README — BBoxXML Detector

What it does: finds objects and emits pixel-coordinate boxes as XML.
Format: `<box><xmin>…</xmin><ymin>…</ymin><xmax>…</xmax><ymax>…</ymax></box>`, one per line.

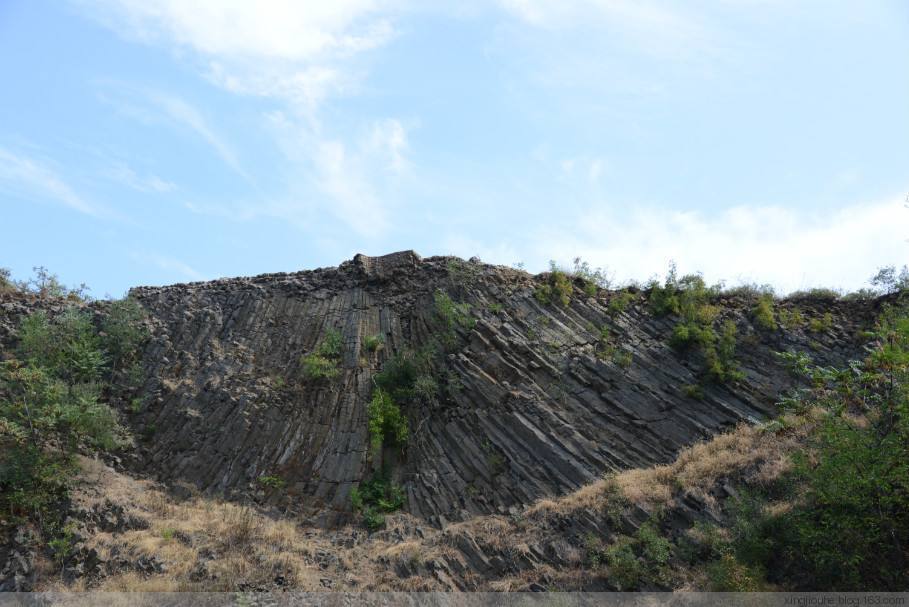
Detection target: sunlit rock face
<box><xmin>113</xmin><ymin>251</ymin><xmax>877</xmax><ymax>527</ymax></box>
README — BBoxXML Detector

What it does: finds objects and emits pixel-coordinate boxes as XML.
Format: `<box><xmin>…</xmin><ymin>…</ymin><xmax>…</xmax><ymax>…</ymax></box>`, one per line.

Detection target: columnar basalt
<box><xmin>105</xmin><ymin>252</ymin><xmax>880</xmax><ymax>528</ymax></box>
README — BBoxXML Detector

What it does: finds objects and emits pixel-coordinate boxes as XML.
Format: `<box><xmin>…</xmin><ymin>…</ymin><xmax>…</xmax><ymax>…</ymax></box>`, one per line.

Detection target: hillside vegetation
<box><xmin>0</xmin><ymin>257</ymin><xmax>906</xmax><ymax>591</ymax></box>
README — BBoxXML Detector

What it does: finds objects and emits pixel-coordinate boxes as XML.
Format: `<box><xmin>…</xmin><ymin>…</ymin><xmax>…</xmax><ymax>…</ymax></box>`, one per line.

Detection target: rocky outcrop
<box><xmin>118</xmin><ymin>252</ymin><xmax>879</xmax><ymax>527</ymax></box>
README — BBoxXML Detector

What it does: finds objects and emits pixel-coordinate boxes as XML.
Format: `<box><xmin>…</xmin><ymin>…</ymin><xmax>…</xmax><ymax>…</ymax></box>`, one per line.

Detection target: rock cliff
<box><xmin>113</xmin><ymin>251</ymin><xmax>877</xmax><ymax>527</ymax></box>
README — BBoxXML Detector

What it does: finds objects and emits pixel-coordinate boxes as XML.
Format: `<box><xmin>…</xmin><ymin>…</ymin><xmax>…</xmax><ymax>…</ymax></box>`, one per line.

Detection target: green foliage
<box><xmin>350</xmin><ymin>473</ymin><xmax>406</xmax><ymax>531</ymax></box>
<box><xmin>101</xmin><ymin>298</ymin><xmax>148</xmax><ymax>375</ymax></box>
<box><xmin>257</xmin><ymin>475</ymin><xmax>286</xmax><ymax>490</ymax></box>
<box><xmin>434</xmin><ymin>290</ymin><xmax>475</xmax><ymax>348</ymax></box>
<box><xmin>48</xmin><ymin>523</ymin><xmax>78</xmax><ymax>567</ymax></box>
<box><xmin>363</xmin><ymin>333</ymin><xmax>385</xmax><ymax>353</ymax></box>
<box><xmin>650</xmin><ymin>265</ymin><xmax>739</xmax><ymax>383</ymax></box>
<box><xmin>19</xmin><ymin>266</ymin><xmax>90</xmax><ymax>301</ymax></box>
<box><xmin>0</xmin><ymin>305</ymin><xmax>138</xmax><ymax>534</ymax></box>
<box><xmin>597</xmin><ymin>522</ymin><xmax>672</xmax><ymax>589</ymax></box>
<box><xmin>301</xmin><ymin>329</ymin><xmax>343</xmax><ymax>381</ymax></box>
<box><xmin>367</xmin><ymin>388</ymin><xmax>408</xmax><ymax>453</ymax></box>
<box><xmin>374</xmin><ymin>346</ymin><xmax>436</xmax><ymax>401</ymax></box>
<box><xmin>605</xmin><ymin>535</ymin><xmax>644</xmax><ymax>589</ymax></box>
<box><xmin>535</xmin><ymin>269</ymin><xmax>574</xmax><ymax>307</ymax></box>
<box><xmin>785</xmin><ymin>288</ymin><xmax>842</xmax><ymax>302</ymax></box>
<box><xmin>720</xmin><ymin>309</ymin><xmax>909</xmax><ymax>590</ymax></box>
<box><xmin>870</xmin><ymin>265</ymin><xmax>909</xmax><ymax>295</ymax></box>
<box><xmin>0</xmin><ymin>268</ymin><xmax>12</xmax><ymax>293</ymax></box>
<box><xmin>752</xmin><ymin>294</ymin><xmax>776</xmax><ymax>331</ymax></box>
<box><xmin>778</xmin><ymin>307</ymin><xmax>804</xmax><ymax>330</ymax></box>
<box><xmin>488</xmin><ymin>302</ymin><xmax>503</xmax><ymax>315</ymax></box>
<box><xmin>446</xmin><ymin>258</ymin><xmax>481</xmax><ymax>287</ymax></box>
<box><xmin>722</xmin><ymin>283</ymin><xmax>776</xmax><ymax>300</ymax></box>
<box><xmin>807</xmin><ymin>312</ymin><xmax>834</xmax><ymax>333</ymax></box>
<box><xmin>19</xmin><ymin>309</ymin><xmax>106</xmax><ymax>384</ymax></box>
<box><xmin>412</xmin><ymin>375</ymin><xmax>438</xmax><ymax>402</ymax></box>
<box><xmin>607</xmin><ymin>291</ymin><xmax>635</xmax><ymax>316</ymax></box>
<box><xmin>569</xmin><ymin>257</ymin><xmax>611</xmax><ymax>290</ymax></box>
<box><xmin>707</xmin><ymin>554</ymin><xmax>768</xmax><ymax>591</ymax></box>
<box><xmin>683</xmin><ymin>383</ymin><xmax>704</xmax><ymax>400</ymax></box>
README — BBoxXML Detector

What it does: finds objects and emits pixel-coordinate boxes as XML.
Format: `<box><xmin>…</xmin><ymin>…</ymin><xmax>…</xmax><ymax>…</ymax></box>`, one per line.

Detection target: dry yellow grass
<box><xmin>44</xmin><ymin>417</ymin><xmax>811</xmax><ymax>592</ymax></box>
<box><xmin>526</xmin><ymin>419</ymin><xmax>806</xmax><ymax>521</ymax></box>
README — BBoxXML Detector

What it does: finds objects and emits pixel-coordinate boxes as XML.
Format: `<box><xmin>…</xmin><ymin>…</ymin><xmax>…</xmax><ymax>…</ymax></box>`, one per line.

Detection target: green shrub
<box><xmin>785</xmin><ymin>288</ymin><xmax>841</xmax><ymax>302</ymax></box>
<box><xmin>607</xmin><ymin>291</ymin><xmax>635</xmax><ymax>316</ymax></box>
<box><xmin>19</xmin><ymin>308</ymin><xmax>106</xmax><ymax>384</ymax></box>
<box><xmin>350</xmin><ymin>473</ymin><xmax>406</xmax><ymax>531</ymax></box>
<box><xmin>412</xmin><ymin>375</ymin><xmax>438</xmax><ymax>402</ymax></box>
<box><xmin>722</xmin><ymin>309</ymin><xmax>909</xmax><ymax>590</ymax></box>
<box><xmin>374</xmin><ymin>346</ymin><xmax>435</xmax><ymax>401</ymax></box>
<box><xmin>612</xmin><ymin>350</ymin><xmax>633</xmax><ymax>369</ymax></box>
<box><xmin>683</xmin><ymin>383</ymin><xmax>704</xmax><ymax>399</ymax></box>
<box><xmin>605</xmin><ymin>535</ymin><xmax>643</xmax><ymax>590</ymax></box>
<box><xmin>301</xmin><ymin>354</ymin><xmax>339</xmax><ymax>381</ymax></box>
<box><xmin>367</xmin><ymin>389</ymin><xmax>408</xmax><ymax>453</ymax></box>
<box><xmin>778</xmin><ymin>307</ymin><xmax>804</xmax><ymax>330</ymax></box>
<box><xmin>434</xmin><ymin>290</ymin><xmax>475</xmax><ymax>348</ymax></box>
<box><xmin>535</xmin><ymin>270</ymin><xmax>573</xmax><ymax>307</ymax></box>
<box><xmin>569</xmin><ymin>257</ymin><xmax>611</xmax><ymax>290</ymax></box>
<box><xmin>807</xmin><ymin>312</ymin><xmax>833</xmax><ymax>333</ymax></box>
<box><xmin>752</xmin><ymin>294</ymin><xmax>776</xmax><ymax>331</ymax></box>
<box><xmin>488</xmin><ymin>302</ymin><xmax>503</xmax><ymax>315</ymax></box>
<box><xmin>723</xmin><ymin>283</ymin><xmax>775</xmax><ymax>300</ymax></box>
<box><xmin>707</xmin><ymin>554</ymin><xmax>768</xmax><ymax>591</ymax></box>
<box><xmin>0</xmin><ymin>268</ymin><xmax>13</xmax><ymax>293</ymax></box>
<box><xmin>637</xmin><ymin>522</ymin><xmax>671</xmax><ymax>567</ymax></box>
<box><xmin>870</xmin><ymin>265</ymin><xmax>909</xmax><ymax>295</ymax></box>
<box><xmin>301</xmin><ymin>329</ymin><xmax>343</xmax><ymax>381</ymax></box>
<box><xmin>101</xmin><ymin>298</ymin><xmax>148</xmax><ymax>372</ymax></box>
<box><xmin>257</xmin><ymin>475</ymin><xmax>286</xmax><ymax>490</ymax></box>
<box><xmin>17</xmin><ymin>266</ymin><xmax>89</xmax><ymax>301</ymax></box>
<box><xmin>0</xmin><ymin>305</ymin><xmax>130</xmax><ymax>531</ymax></box>
<box><xmin>363</xmin><ymin>333</ymin><xmax>385</xmax><ymax>353</ymax></box>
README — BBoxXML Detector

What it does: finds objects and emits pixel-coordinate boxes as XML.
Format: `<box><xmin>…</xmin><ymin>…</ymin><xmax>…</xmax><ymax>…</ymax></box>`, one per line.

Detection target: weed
<box><xmin>257</xmin><ymin>475</ymin><xmax>286</xmax><ymax>490</ymax></box>
<box><xmin>301</xmin><ymin>329</ymin><xmax>343</xmax><ymax>381</ymax></box>
<box><xmin>363</xmin><ymin>334</ymin><xmax>385</xmax><ymax>353</ymax></box>
<box><xmin>752</xmin><ymin>294</ymin><xmax>776</xmax><ymax>331</ymax></box>
<box><xmin>608</xmin><ymin>291</ymin><xmax>635</xmax><ymax>316</ymax></box>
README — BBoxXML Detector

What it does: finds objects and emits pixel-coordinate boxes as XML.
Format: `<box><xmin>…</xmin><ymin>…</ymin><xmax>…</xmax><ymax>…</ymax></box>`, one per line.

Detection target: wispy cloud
<box><xmin>131</xmin><ymin>251</ymin><xmax>204</xmax><ymax>281</ymax></box>
<box><xmin>82</xmin><ymin>1</ymin><xmax>405</xmax><ymax>237</ymax></box>
<box><xmin>105</xmin><ymin>163</ymin><xmax>176</xmax><ymax>193</ymax></box>
<box><xmin>516</xmin><ymin>195</ymin><xmax>909</xmax><ymax>293</ymax></box>
<box><xmin>98</xmin><ymin>86</ymin><xmax>249</xmax><ymax>180</ymax></box>
<box><xmin>0</xmin><ymin>147</ymin><xmax>102</xmax><ymax>216</ymax></box>
<box><xmin>150</xmin><ymin>92</ymin><xmax>248</xmax><ymax>180</ymax></box>
<box><xmin>500</xmin><ymin>0</ymin><xmax>715</xmax><ymax>59</ymax></box>
<box><xmin>83</xmin><ymin>0</ymin><xmax>394</xmax><ymax>62</ymax></box>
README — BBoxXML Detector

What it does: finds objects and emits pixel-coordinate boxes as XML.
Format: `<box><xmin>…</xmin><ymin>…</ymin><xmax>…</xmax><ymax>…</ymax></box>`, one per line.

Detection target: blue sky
<box><xmin>1</xmin><ymin>0</ymin><xmax>907</xmax><ymax>297</ymax></box>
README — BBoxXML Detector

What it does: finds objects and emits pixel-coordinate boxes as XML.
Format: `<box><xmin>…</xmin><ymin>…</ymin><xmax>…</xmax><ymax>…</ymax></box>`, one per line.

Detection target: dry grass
<box><xmin>42</xmin><ymin>416</ymin><xmax>814</xmax><ymax>592</ymax></box>
<box><xmin>526</xmin><ymin>419</ymin><xmax>806</xmax><ymax>522</ymax></box>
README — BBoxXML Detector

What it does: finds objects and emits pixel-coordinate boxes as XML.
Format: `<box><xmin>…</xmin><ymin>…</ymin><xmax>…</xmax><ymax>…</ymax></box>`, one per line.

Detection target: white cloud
<box><xmin>85</xmin><ymin>0</ymin><xmax>393</xmax><ymax>62</ymax></box>
<box><xmin>500</xmin><ymin>0</ymin><xmax>713</xmax><ymax>58</ymax></box>
<box><xmin>523</xmin><ymin>196</ymin><xmax>908</xmax><ymax>293</ymax></box>
<box><xmin>106</xmin><ymin>163</ymin><xmax>176</xmax><ymax>193</ymax></box>
<box><xmin>150</xmin><ymin>93</ymin><xmax>248</xmax><ymax>180</ymax></box>
<box><xmin>82</xmin><ymin>0</ymin><xmax>406</xmax><ymax>237</ymax></box>
<box><xmin>0</xmin><ymin>147</ymin><xmax>101</xmax><ymax>216</ymax></box>
<box><xmin>131</xmin><ymin>252</ymin><xmax>204</xmax><ymax>281</ymax></box>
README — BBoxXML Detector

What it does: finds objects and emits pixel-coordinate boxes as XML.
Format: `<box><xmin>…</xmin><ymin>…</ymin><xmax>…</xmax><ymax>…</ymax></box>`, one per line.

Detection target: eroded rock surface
<box><xmin>114</xmin><ymin>252</ymin><xmax>879</xmax><ymax>526</ymax></box>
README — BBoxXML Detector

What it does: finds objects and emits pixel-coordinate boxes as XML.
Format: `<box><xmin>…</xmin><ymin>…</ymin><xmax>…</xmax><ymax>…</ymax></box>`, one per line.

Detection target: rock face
<box><xmin>115</xmin><ymin>252</ymin><xmax>880</xmax><ymax>527</ymax></box>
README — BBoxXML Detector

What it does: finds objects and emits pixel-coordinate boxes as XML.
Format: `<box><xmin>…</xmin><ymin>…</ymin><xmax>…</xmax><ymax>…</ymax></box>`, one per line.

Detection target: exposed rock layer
<box><xmin>109</xmin><ymin>252</ymin><xmax>878</xmax><ymax>527</ymax></box>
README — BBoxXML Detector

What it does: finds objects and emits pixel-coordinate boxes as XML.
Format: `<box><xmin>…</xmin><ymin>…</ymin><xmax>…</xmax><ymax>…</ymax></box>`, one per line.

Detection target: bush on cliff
<box><xmin>0</xmin><ymin>301</ymin><xmax>146</xmax><ymax>538</ymax></box>
<box><xmin>713</xmin><ymin>305</ymin><xmax>909</xmax><ymax>590</ymax></box>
